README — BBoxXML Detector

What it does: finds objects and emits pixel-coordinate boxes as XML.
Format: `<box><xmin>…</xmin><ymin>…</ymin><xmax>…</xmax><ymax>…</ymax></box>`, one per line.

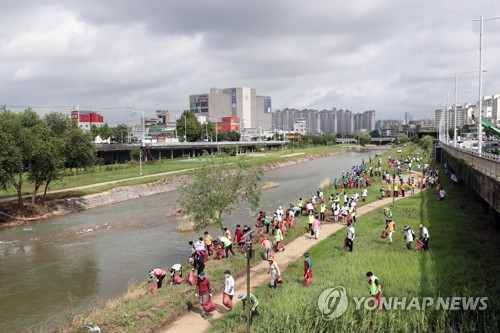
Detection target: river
<box><xmin>0</xmin><ymin>148</ymin><xmax>386</xmax><ymax>332</ymax></box>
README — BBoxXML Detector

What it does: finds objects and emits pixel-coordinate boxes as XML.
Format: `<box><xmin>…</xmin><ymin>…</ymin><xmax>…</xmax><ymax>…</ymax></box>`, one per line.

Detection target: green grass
<box><xmin>0</xmin><ymin>145</ymin><xmax>348</xmax><ymax>202</ymax></box>
<box><xmin>208</xmin><ymin>163</ymin><xmax>500</xmax><ymax>333</ymax></box>
<box><xmin>49</xmin><ymin>145</ymin><xmax>393</xmax><ymax>333</ymax></box>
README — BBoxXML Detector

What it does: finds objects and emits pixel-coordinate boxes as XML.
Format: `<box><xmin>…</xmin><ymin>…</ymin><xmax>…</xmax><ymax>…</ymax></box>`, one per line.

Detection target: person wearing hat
<box><xmin>303</xmin><ymin>252</ymin><xmax>312</xmax><ymax>280</ymax></box>
<box><xmin>385</xmin><ymin>218</ymin><xmax>395</xmax><ymax>245</ymax></box>
<box><xmin>267</xmin><ymin>258</ymin><xmax>281</xmax><ymax>289</ymax></box>
<box><xmin>224</xmin><ymin>270</ymin><xmax>235</xmax><ymax>300</ymax></box>
<box><xmin>276</xmin><ymin>205</ymin><xmax>284</xmax><ymax>222</ymax></box>
<box><xmin>195</xmin><ymin>271</ymin><xmax>212</xmax><ymax>318</ymax></box>
<box><xmin>238</xmin><ymin>292</ymin><xmax>260</xmax><ymax>324</ymax></box>
<box><xmin>383</xmin><ymin>207</ymin><xmax>393</xmax><ymax>222</ymax></box>
<box><xmin>403</xmin><ymin>225</ymin><xmax>415</xmax><ymax>250</ymax></box>
<box><xmin>419</xmin><ymin>224</ymin><xmax>430</xmax><ymax>251</ymax></box>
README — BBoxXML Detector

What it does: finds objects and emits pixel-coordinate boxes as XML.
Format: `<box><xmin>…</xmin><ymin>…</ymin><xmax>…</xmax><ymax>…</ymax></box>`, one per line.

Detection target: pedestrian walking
<box><xmin>224</xmin><ymin>269</ymin><xmax>235</xmax><ymax>300</ymax></box>
<box><xmin>366</xmin><ymin>271</ymin><xmax>384</xmax><ymax>310</ymax></box>
<box><xmin>195</xmin><ymin>272</ymin><xmax>212</xmax><ymax>318</ymax></box>
<box><xmin>346</xmin><ymin>222</ymin><xmax>355</xmax><ymax>252</ymax></box>
<box><xmin>267</xmin><ymin>258</ymin><xmax>281</xmax><ymax>289</ymax></box>
<box><xmin>419</xmin><ymin>224</ymin><xmax>430</xmax><ymax>251</ymax></box>
<box><xmin>403</xmin><ymin>225</ymin><xmax>415</xmax><ymax>250</ymax></box>
<box><xmin>312</xmin><ymin>215</ymin><xmax>321</xmax><ymax>240</ymax></box>
<box><xmin>385</xmin><ymin>218</ymin><xmax>395</xmax><ymax>245</ymax></box>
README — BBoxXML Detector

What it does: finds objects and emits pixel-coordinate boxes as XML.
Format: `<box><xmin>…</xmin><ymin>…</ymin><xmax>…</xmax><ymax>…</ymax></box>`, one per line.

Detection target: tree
<box><xmin>0</xmin><ymin>111</ymin><xmax>23</xmax><ymax>200</ymax></box>
<box><xmin>396</xmin><ymin>133</ymin><xmax>409</xmax><ymax>144</ymax></box>
<box><xmin>176</xmin><ymin>110</ymin><xmax>203</xmax><ymax>142</ymax></box>
<box><xmin>369</xmin><ymin>130</ymin><xmax>380</xmax><ymax>138</ymax></box>
<box><xmin>64</xmin><ymin>126</ymin><xmax>96</xmax><ymax>172</ymax></box>
<box><xmin>111</xmin><ymin>124</ymin><xmax>129</xmax><ymax>143</ymax></box>
<box><xmin>354</xmin><ymin>132</ymin><xmax>372</xmax><ymax>146</ymax></box>
<box><xmin>177</xmin><ymin>155</ymin><xmax>263</xmax><ymax>231</ymax></box>
<box><xmin>419</xmin><ymin>135</ymin><xmax>434</xmax><ymax>154</ymax></box>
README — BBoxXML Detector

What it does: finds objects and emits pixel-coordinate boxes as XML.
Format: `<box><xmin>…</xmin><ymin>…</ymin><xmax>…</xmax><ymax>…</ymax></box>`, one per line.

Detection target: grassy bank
<box><xmin>50</xmin><ymin>146</ymin><xmax>393</xmax><ymax>333</ymax></box>
<box><xmin>208</xmin><ymin>165</ymin><xmax>500</xmax><ymax>332</ymax></box>
<box><xmin>0</xmin><ymin>145</ymin><xmax>353</xmax><ymax>202</ymax></box>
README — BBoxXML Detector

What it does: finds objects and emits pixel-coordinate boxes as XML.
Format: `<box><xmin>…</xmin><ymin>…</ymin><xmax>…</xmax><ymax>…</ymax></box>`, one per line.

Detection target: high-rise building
<box><xmin>272</xmin><ymin>108</ymin><xmax>375</xmax><ymax>135</ymax></box>
<box><xmin>189</xmin><ymin>87</ymin><xmax>271</xmax><ymax>130</ymax></box>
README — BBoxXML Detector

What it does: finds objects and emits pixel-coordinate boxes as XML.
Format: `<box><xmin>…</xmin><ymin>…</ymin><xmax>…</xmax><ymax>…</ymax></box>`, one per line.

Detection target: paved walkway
<box><xmin>159</xmin><ymin>189</ymin><xmax>417</xmax><ymax>333</ymax></box>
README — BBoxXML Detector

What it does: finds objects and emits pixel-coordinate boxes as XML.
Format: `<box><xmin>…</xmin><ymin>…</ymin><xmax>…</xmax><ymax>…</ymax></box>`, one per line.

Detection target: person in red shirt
<box><xmin>195</xmin><ymin>272</ymin><xmax>212</xmax><ymax>318</ymax></box>
<box><xmin>149</xmin><ymin>268</ymin><xmax>167</xmax><ymax>289</ymax></box>
<box><xmin>235</xmin><ymin>224</ymin><xmax>244</xmax><ymax>246</ymax></box>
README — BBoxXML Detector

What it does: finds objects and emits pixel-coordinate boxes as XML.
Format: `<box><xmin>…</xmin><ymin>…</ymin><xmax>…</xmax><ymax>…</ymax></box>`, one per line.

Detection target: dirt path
<box><xmin>159</xmin><ymin>189</ymin><xmax>417</xmax><ymax>333</ymax></box>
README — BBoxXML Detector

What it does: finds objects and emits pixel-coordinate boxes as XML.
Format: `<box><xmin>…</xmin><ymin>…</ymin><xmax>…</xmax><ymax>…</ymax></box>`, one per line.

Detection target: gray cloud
<box><xmin>1</xmin><ymin>0</ymin><xmax>499</xmax><ymax>125</ymax></box>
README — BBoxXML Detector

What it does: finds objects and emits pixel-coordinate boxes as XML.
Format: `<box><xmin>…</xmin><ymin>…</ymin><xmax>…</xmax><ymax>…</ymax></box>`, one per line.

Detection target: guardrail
<box><xmin>441</xmin><ymin>143</ymin><xmax>500</xmax><ymax>180</ymax></box>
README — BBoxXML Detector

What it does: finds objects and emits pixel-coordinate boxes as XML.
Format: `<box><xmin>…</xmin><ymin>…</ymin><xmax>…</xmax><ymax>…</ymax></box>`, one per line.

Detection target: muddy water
<box><xmin>0</xmin><ymin>148</ymin><xmax>385</xmax><ymax>332</ymax></box>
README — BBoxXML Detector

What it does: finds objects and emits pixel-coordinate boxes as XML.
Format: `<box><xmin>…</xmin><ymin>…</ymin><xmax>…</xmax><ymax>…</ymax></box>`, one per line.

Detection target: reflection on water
<box><xmin>0</xmin><ymin>148</ymin><xmax>385</xmax><ymax>332</ymax></box>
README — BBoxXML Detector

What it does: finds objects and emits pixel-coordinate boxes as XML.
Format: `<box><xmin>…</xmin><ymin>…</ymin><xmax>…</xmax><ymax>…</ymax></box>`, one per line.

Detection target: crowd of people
<box><xmin>146</xmin><ymin>150</ymin><xmax>452</xmax><ymax>322</ymax></box>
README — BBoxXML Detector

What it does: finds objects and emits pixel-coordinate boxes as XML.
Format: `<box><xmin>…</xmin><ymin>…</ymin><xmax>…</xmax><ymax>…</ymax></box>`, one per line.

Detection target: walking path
<box><xmin>159</xmin><ymin>189</ymin><xmax>416</xmax><ymax>333</ymax></box>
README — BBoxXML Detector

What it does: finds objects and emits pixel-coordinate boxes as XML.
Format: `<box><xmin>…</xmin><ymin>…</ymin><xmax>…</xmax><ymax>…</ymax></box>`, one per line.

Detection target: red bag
<box><xmin>258</xmin><ymin>228</ymin><xmax>264</xmax><ymax>235</ymax></box>
<box><xmin>277</xmin><ymin>240</ymin><xmax>284</xmax><ymax>250</ymax></box>
<box><xmin>381</xmin><ymin>230</ymin><xmax>388</xmax><ymax>238</ymax></box>
<box><xmin>222</xmin><ymin>292</ymin><xmax>233</xmax><ymax>309</ymax></box>
<box><xmin>304</xmin><ymin>272</ymin><xmax>312</xmax><ymax>287</ymax></box>
<box><xmin>150</xmin><ymin>281</ymin><xmax>158</xmax><ymax>294</ymax></box>
<box><xmin>188</xmin><ymin>270</ymin><xmax>196</xmax><ymax>285</ymax></box>
<box><xmin>415</xmin><ymin>239</ymin><xmax>424</xmax><ymax>250</ymax></box>
<box><xmin>343</xmin><ymin>237</ymin><xmax>348</xmax><ymax>249</ymax></box>
<box><xmin>276</xmin><ymin>275</ymin><xmax>284</xmax><ymax>284</ymax></box>
<box><xmin>347</xmin><ymin>214</ymin><xmax>352</xmax><ymax>223</ymax></box>
<box><xmin>174</xmin><ymin>275</ymin><xmax>184</xmax><ymax>284</ymax></box>
<box><xmin>204</xmin><ymin>296</ymin><xmax>216</xmax><ymax>313</ymax></box>
<box><xmin>289</xmin><ymin>221</ymin><xmax>295</xmax><ymax>229</ymax></box>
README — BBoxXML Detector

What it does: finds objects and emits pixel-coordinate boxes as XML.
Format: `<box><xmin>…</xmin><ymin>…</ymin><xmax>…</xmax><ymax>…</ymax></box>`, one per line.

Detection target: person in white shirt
<box><xmin>276</xmin><ymin>206</ymin><xmax>284</xmax><ymax>222</ymax></box>
<box><xmin>361</xmin><ymin>188</ymin><xmax>368</xmax><ymax>201</ymax></box>
<box><xmin>306</xmin><ymin>202</ymin><xmax>314</xmax><ymax>215</ymax></box>
<box><xmin>438</xmin><ymin>188</ymin><xmax>446</xmax><ymax>201</ymax></box>
<box><xmin>169</xmin><ymin>263</ymin><xmax>183</xmax><ymax>284</ymax></box>
<box><xmin>346</xmin><ymin>223</ymin><xmax>355</xmax><ymax>252</ymax></box>
<box><xmin>195</xmin><ymin>237</ymin><xmax>206</xmax><ymax>252</ymax></box>
<box><xmin>318</xmin><ymin>190</ymin><xmax>324</xmax><ymax>203</ymax></box>
<box><xmin>333</xmin><ymin>203</ymin><xmax>340</xmax><ymax>222</ymax></box>
<box><xmin>224</xmin><ymin>269</ymin><xmax>235</xmax><ymax>299</ymax></box>
<box><xmin>311</xmin><ymin>195</ymin><xmax>317</xmax><ymax>205</ymax></box>
<box><xmin>340</xmin><ymin>204</ymin><xmax>348</xmax><ymax>223</ymax></box>
<box><xmin>419</xmin><ymin>224</ymin><xmax>430</xmax><ymax>251</ymax></box>
<box><xmin>404</xmin><ymin>226</ymin><xmax>414</xmax><ymax>250</ymax></box>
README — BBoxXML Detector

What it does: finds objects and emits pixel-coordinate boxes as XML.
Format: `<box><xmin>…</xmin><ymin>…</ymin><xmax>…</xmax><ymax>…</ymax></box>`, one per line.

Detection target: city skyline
<box><xmin>1</xmin><ymin>1</ymin><xmax>499</xmax><ymax>125</ymax></box>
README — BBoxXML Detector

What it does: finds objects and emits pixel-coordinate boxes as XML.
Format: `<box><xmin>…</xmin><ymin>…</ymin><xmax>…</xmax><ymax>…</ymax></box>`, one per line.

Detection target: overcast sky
<box><xmin>1</xmin><ymin>0</ymin><xmax>499</xmax><ymax>126</ymax></box>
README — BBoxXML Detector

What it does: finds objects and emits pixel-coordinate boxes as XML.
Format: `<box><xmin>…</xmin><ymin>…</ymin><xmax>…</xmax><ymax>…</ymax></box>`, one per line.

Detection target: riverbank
<box><xmin>0</xmin><ymin>146</ymin><xmax>377</xmax><ymax>228</ymax></box>
<box><xmin>208</xmin><ymin>166</ymin><xmax>500</xmax><ymax>333</ymax></box>
<box><xmin>50</xmin><ymin>147</ymin><xmax>397</xmax><ymax>333</ymax></box>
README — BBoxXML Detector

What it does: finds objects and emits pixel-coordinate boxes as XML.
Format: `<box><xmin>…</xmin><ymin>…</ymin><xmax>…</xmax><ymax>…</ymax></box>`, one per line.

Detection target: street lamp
<box><xmin>453</xmin><ymin>69</ymin><xmax>488</xmax><ymax>147</ymax></box>
<box><xmin>474</xmin><ymin>15</ymin><xmax>500</xmax><ymax>155</ymax></box>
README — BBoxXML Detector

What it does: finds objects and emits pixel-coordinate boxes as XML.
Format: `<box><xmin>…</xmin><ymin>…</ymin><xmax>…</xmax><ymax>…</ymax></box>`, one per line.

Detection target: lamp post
<box><xmin>453</xmin><ymin>70</ymin><xmax>488</xmax><ymax>147</ymax></box>
<box><xmin>474</xmin><ymin>15</ymin><xmax>500</xmax><ymax>155</ymax></box>
<box><xmin>392</xmin><ymin>172</ymin><xmax>396</xmax><ymax>207</ymax></box>
<box><xmin>242</xmin><ymin>227</ymin><xmax>255</xmax><ymax>333</ymax></box>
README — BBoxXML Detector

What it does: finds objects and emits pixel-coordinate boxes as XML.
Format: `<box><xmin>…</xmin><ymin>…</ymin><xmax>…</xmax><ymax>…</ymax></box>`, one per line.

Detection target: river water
<box><xmin>0</xmin><ymin>148</ymin><xmax>385</xmax><ymax>332</ymax></box>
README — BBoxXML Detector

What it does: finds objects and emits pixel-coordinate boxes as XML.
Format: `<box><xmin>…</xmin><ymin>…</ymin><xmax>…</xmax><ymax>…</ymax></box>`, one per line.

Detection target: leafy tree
<box><xmin>177</xmin><ymin>155</ymin><xmax>263</xmax><ymax>231</ymax></box>
<box><xmin>28</xmin><ymin>136</ymin><xmax>65</xmax><ymax>203</ymax></box>
<box><xmin>0</xmin><ymin>111</ymin><xmax>23</xmax><ymax>199</ymax></box>
<box><xmin>111</xmin><ymin>124</ymin><xmax>129</xmax><ymax>143</ymax></box>
<box><xmin>130</xmin><ymin>147</ymin><xmax>141</xmax><ymax>161</ymax></box>
<box><xmin>176</xmin><ymin>110</ymin><xmax>202</xmax><ymax>142</ymax></box>
<box><xmin>396</xmin><ymin>133</ymin><xmax>409</xmax><ymax>144</ymax></box>
<box><xmin>354</xmin><ymin>131</ymin><xmax>372</xmax><ymax>146</ymax></box>
<box><xmin>369</xmin><ymin>130</ymin><xmax>380</xmax><ymax>138</ymax></box>
<box><xmin>419</xmin><ymin>135</ymin><xmax>434</xmax><ymax>154</ymax></box>
<box><xmin>64</xmin><ymin>126</ymin><xmax>96</xmax><ymax>173</ymax></box>
<box><xmin>99</xmin><ymin>123</ymin><xmax>113</xmax><ymax>140</ymax></box>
